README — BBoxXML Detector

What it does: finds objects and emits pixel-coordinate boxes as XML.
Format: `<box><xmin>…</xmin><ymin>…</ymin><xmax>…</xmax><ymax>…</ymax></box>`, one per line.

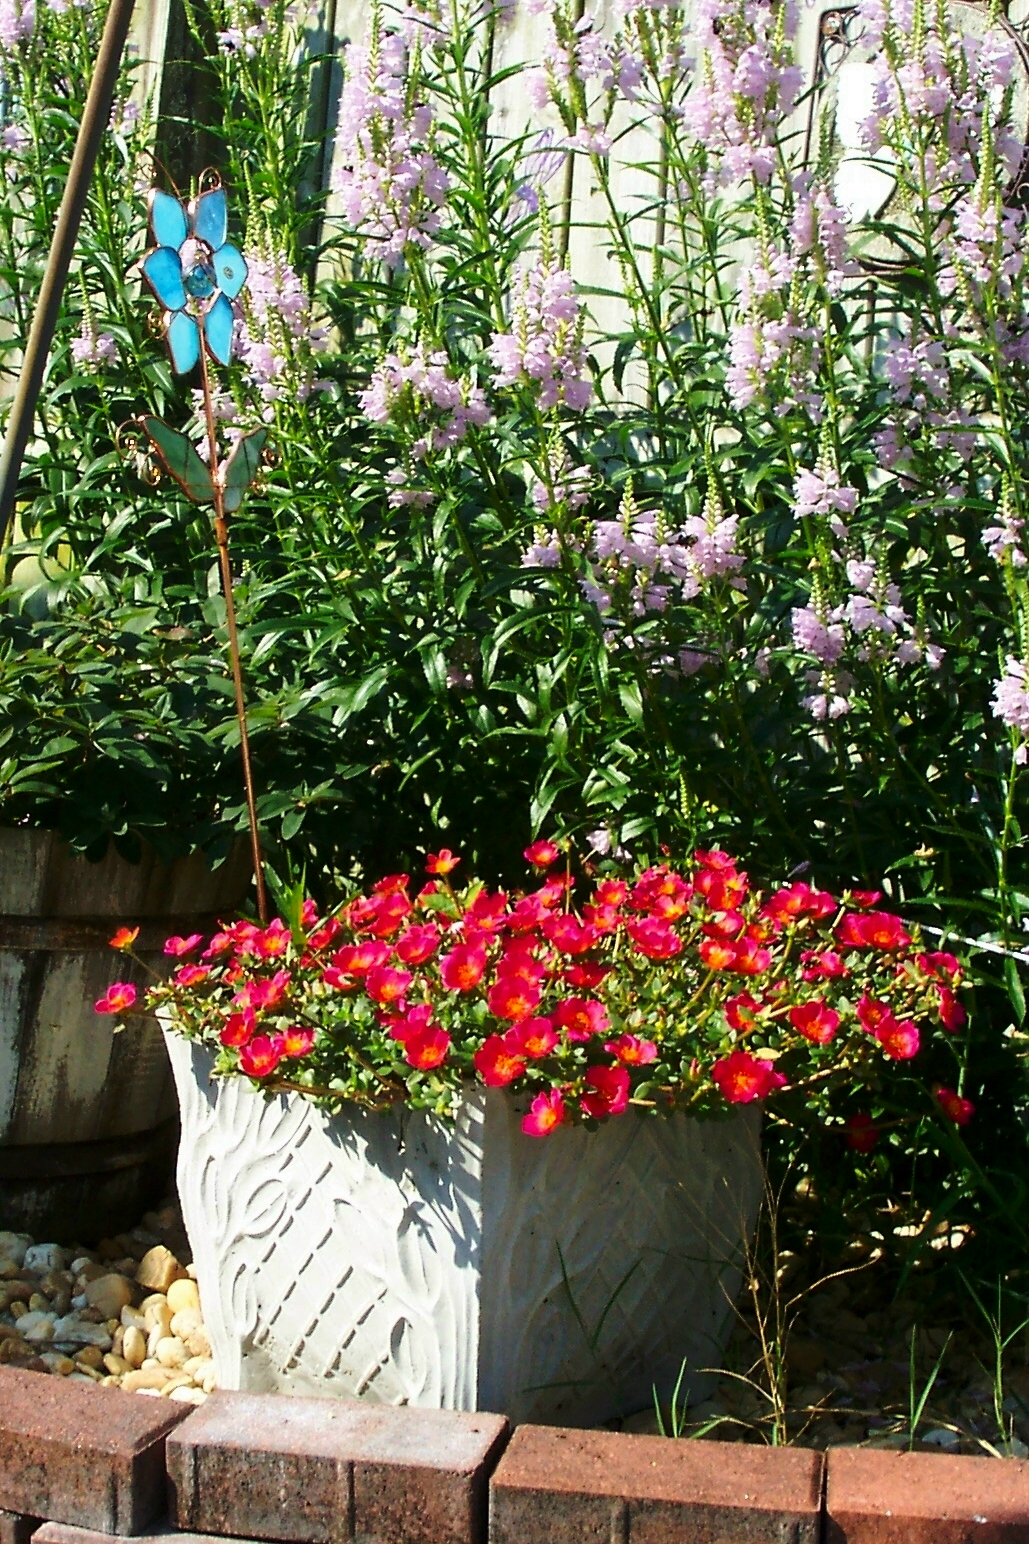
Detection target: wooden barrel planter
<box><xmin>0</xmin><ymin>827</ymin><xmax>250</xmax><ymax>1240</ymax></box>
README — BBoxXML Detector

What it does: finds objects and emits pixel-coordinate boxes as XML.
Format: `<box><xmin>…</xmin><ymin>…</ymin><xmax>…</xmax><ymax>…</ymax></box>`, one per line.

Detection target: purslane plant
<box><xmin>100</xmin><ymin>845</ymin><xmax>973</xmax><ymax>1137</ymax></box>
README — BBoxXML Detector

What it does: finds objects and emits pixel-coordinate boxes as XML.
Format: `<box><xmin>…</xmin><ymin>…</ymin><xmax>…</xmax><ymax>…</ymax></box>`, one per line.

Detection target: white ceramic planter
<box><xmin>165</xmin><ymin>1030</ymin><xmax>762</xmax><ymax>1426</ymax></box>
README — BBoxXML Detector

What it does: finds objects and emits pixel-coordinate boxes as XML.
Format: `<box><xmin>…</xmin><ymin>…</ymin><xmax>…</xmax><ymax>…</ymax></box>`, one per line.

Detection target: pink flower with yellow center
<box><xmin>395</xmin><ymin>924</ymin><xmax>439</xmax><ymax>965</ymax></box>
<box><xmin>220</xmin><ymin>1009</ymin><xmax>255</xmax><ymax>1047</ymax></box>
<box><xmin>524</xmin><ymin>839</ymin><xmax>560</xmax><ymax>867</ymax></box>
<box><xmin>711</xmin><ymin>1050</ymin><xmax>787</xmax><ymax>1104</ymax></box>
<box><xmin>331</xmin><ymin>940</ymin><xmax>391</xmax><ymax>977</ymax></box>
<box><xmin>239</xmin><ymin>1035</ymin><xmax>286</xmax><ymax>1078</ymax></box>
<box><xmin>875</xmin><ymin>1017</ymin><xmax>920</xmax><ymax>1059</ymax></box>
<box><xmin>542</xmin><ymin>914</ymin><xmax>598</xmax><ymax>956</ymax></box>
<box><xmin>937</xmin><ymin>987</ymin><xmax>966</xmax><ymax>1032</ymax></box>
<box><xmin>627</xmin><ymin>918</ymin><xmax>683</xmax><ymax>960</ymax></box>
<box><xmin>521</xmin><ymin>1088</ymin><xmax>565</xmax><ymax>1136</ymax></box>
<box><xmin>404</xmin><ymin>1025</ymin><xmax>451</xmax><ymax>1070</ymax></box>
<box><xmin>94</xmin><ymin>981</ymin><xmax>137</xmax><ymax>1014</ymax></box>
<box><xmin>164</xmin><ymin>933</ymin><xmax>203</xmax><ymax>957</ymax></box>
<box><xmin>788</xmin><ymin>1000</ymin><xmax>839</xmax><ymax>1045</ymax></box>
<box><xmin>506</xmin><ymin>1017</ymin><xmax>558</xmax><ymax>1057</ymax></box>
<box><xmin>281</xmin><ymin>1026</ymin><xmax>316</xmax><ymax>1058</ymax></box>
<box><xmin>488</xmin><ymin>975</ymin><xmax>542</xmax><ymax>1021</ymax></box>
<box><xmin>474</xmin><ymin>1035</ymin><xmax>528</xmax><ymax>1086</ymax></box>
<box><xmin>554</xmin><ymin>997</ymin><xmax>609</xmax><ymax>1042</ymax></box>
<box><xmin>175</xmin><ymin>964</ymin><xmax>210</xmax><ymax>987</ymax></box>
<box><xmin>109</xmin><ymin>927</ymin><xmax>139</xmax><ymax>950</ymax></box>
<box><xmin>426</xmin><ymin>849</ymin><xmax>460</xmax><ymax>875</ymax></box>
<box><xmin>440</xmin><ymin>943</ymin><xmax>487</xmax><ymax>991</ymax></box>
<box><xmin>604</xmin><ymin>1034</ymin><xmax>657</xmax><ymax>1065</ymax></box>
<box><xmin>581</xmin><ymin>1065</ymin><xmax>630</xmax><ymax>1119</ymax></box>
<box><xmin>364</xmin><ymin>964</ymin><xmax>413</xmax><ymax>1005</ymax></box>
<box><xmin>935</xmin><ymin>1086</ymin><xmax>974</xmax><ymax>1125</ymax></box>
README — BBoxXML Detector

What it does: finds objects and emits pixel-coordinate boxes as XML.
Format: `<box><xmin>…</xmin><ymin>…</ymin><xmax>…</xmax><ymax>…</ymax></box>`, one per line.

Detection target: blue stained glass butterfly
<box><xmin>142</xmin><ymin>185</ymin><xmax>247</xmax><ymax>374</ymax></box>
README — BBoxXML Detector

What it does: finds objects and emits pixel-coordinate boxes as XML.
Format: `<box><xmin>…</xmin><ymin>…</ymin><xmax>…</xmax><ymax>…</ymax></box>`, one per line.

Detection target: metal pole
<box><xmin>0</xmin><ymin>0</ymin><xmax>137</xmax><ymax>546</ymax></box>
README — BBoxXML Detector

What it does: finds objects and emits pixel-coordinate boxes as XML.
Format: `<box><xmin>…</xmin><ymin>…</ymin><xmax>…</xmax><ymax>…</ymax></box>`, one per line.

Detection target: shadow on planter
<box><xmin>165</xmin><ymin>1029</ymin><xmax>764</xmax><ymax>1428</ymax></box>
<box><xmin>0</xmin><ymin>830</ymin><xmax>250</xmax><ymax>1240</ymax></box>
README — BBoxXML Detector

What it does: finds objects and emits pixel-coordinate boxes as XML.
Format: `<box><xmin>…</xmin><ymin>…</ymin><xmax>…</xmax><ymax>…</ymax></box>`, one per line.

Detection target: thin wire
<box><xmin>198</xmin><ymin>335</ymin><xmax>269</xmax><ymax>924</ymax></box>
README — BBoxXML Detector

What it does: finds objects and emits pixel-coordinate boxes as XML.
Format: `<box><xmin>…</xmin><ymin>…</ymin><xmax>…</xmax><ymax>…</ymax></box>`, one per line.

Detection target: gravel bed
<box><xmin>0</xmin><ymin>1200</ymin><xmax>215</xmax><ymax>1403</ymax></box>
<box><xmin>617</xmin><ymin>1271</ymin><xmax>1029</xmax><ymax>1456</ymax></box>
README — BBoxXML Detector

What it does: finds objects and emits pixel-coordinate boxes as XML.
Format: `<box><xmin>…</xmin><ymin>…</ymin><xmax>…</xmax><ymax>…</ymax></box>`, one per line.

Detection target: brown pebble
<box><xmin>74</xmin><ymin>1345</ymin><xmax>105</xmax><ymax>1370</ymax></box>
<box><xmin>135</xmin><ymin>1246</ymin><xmax>186</xmax><ymax>1294</ymax></box>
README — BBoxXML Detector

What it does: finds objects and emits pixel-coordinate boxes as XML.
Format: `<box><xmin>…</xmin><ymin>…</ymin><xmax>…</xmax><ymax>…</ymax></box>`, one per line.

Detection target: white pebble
<box><xmin>168</xmin><ymin>1386</ymin><xmax>207</xmax><ymax>1404</ymax></box>
<box><xmin>155</xmin><ymin>1336</ymin><xmax>187</xmax><ymax>1369</ymax></box>
<box><xmin>23</xmin><ymin>1244</ymin><xmax>66</xmax><ymax>1274</ymax></box>
<box><xmin>19</xmin><ymin>1312</ymin><xmax>56</xmax><ymax>1343</ymax></box>
<box><xmin>51</xmin><ymin>1316</ymin><xmax>112</xmax><ymax>1350</ymax></box>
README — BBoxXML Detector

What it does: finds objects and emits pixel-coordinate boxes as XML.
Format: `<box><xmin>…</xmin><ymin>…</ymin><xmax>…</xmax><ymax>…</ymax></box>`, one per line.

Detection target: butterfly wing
<box><xmin>220</xmin><ymin>429</ymin><xmax>269</xmax><ymax>512</ymax></box>
<box><xmin>142</xmin><ymin>417</ymin><xmax>215</xmax><ymax>503</ymax></box>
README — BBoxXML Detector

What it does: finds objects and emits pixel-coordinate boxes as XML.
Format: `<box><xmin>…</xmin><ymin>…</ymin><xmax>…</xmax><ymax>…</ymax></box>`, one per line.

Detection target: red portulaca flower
<box><xmin>916</xmin><ymin>950</ymin><xmax>962</xmax><ymax>983</ymax></box>
<box><xmin>281</xmin><ymin>1026</ymin><xmax>316</xmax><ymax>1058</ymax></box>
<box><xmin>627</xmin><ymin>917</ymin><xmax>683</xmax><ymax>960</ymax></box>
<box><xmin>937</xmin><ymin>987</ymin><xmax>967</xmax><ymax>1032</ymax></box>
<box><xmin>856</xmin><ymin>994</ymin><xmax>893</xmax><ymax>1033</ymax></box>
<box><xmin>426</xmin><ymin>849</ymin><xmax>460</xmax><ymax>875</ymax></box>
<box><xmin>386</xmin><ymin>1004</ymin><xmax>434</xmax><ymax>1043</ymax></box>
<box><xmin>844</xmin><ymin>1112</ymin><xmax>879</xmax><ymax>1151</ymax></box>
<box><xmin>725</xmin><ymin>992</ymin><xmax>761</xmax><ymax>1031</ymax></box>
<box><xmin>308</xmin><ymin>916</ymin><xmax>343</xmax><ymax>951</ymax></box>
<box><xmin>507</xmin><ymin>1017</ymin><xmax>558</xmax><ymax>1057</ymax></box>
<box><xmin>711</xmin><ymin>1050</ymin><xmax>786</xmax><ymax>1103</ymax></box>
<box><xmin>404</xmin><ymin>1025</ymin><xmax>451</xmax><ymax>1069</ymax></box>
<box><xmin>95</xmin><ymin>981</ymin><xmax>137</xmax><ymax>1014</ymax></box>
<box><xmin>800</xmin><ymin>949</ymin><xmax>848</xmax><ymax>981</ymax></box>
<box><xmin>875</xmin><ymin>1018</ymin><xmax>920</xmax><ymax>1059</ymax></box>
<box><xmin>220</xmin><ymin>1009</ymin><xmax>255</xmax><ymax>1047</ymax></box>
<box><xmin>837</xmin><ymin>911</ymin><xmax>911</xmax><ymax>950</ymax></box>
<box><xmin>246</xmin><ymin>919</ymin><xmax>290</xmax><ymax>959</ymax></box>
<box><xmin>789</xmin><ymin>1000</ymin><xmax>839</xmax><ymax>1045</ymax></box>
<box><xmin>594</xmin><ymin>879</ymin><xmax>628</xmax><ymax>907</ymax></box>
<box><xmin>565</xmin><ymin>960</ymin><xmax>610</xmax><ymax>988</ymax></box>
<box><xmin>762</xmin><ymin>882</ymin><xmax>836</xmax><ymax>923</ymax></box>
<box><xmin>240</xmin><ymin>1034</ymin><xmax>286</xmax><ymax>1077</ymax></box>
<box><xmin>488</xmin><ymin>975</ymin><xmax>542</xmax><ymax>1021</ymax></box>
<box><xmin>164</xmin><ymin>933</ymin><xmax>203</xmax><ymax>957</ymax></box>
<box><xmin>365</xmin><ymin>965</ymin><xmax>413</xmax><ymax>1006</ymax></box>
<box><xmin>331</xmin><ymin>940</ymin><xmax>391</xmax><ymax>978</ymax></box>
<box><xmin>848</xmin><ymin>889</ymin><xmax>882</xmax><ymax>909</ymax></box>
<box><xmin>522</xmin><ymin>1088</ymin><xmax>566</xmax><ymax>1136</ymax></box>
<box><xmin>935</xmin><ymin>1086</ymin><xmax>975</xmax><ymax>1125</ymax></box>
<box><xmin>440</xmin><ymin>943</ymin><xmax>488</xmax><ymax>991</ymax></box>
<box><xmin>542</xmin><ymin>914</ymin><xmax>598</xmax><ymax>955</ymax></box>
<box><xmin>175</xmin><ymin>964</ymin><xmax>210</xmax><ymax>987</ymax></box>
<box><xmin>395</xmin><ymin>924</ymin><xmax>439</xmax><ymax>965</ymax></box>
<box><xmin>581</xmin><ymin>1064</ymin><xmax>630</xmax><ymax>1118</ymax></box>
<box><xmin>524</xmin><ymin>839</ymin><xmax>561</xmax><ymax>868</ymax></box>
<box><xmin>508</xmin><ymin>894</ymin><xmax>552</xmax><ymax>933</ymax></box>
<box><xmin>554</xmin><ymin>997</ymin><xmax>610</xmax><ymax>1041</ymax></box>
<box><xmin>474</xmin><ymin>1035</ymin><xmax>528</xmax><ymax>1086</ymax></box>
<box><xmin>109</xmin><ymin>927</ymin><xmax>139</xmax><ymax>950</ymax></box>
<box><xmin>233</xmin><ymin>970</ymin><xmax>291</xmax><ymax>1012</ymax></box>
<box><xmin>604</xmin><ymin>1034</ymin><xmax>657</xmax><ymax>1065</ymax></box>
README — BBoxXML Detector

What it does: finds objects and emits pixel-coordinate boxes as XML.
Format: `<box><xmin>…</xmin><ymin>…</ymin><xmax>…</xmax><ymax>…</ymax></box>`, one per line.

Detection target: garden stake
<box><xmin>198</xmin><ymin>341</ymin><xmax>269</xmax><ymax>925</ymax></box>
<box><xmin>0</xmin><ymin>0</ymin><xmax>136</xmax><ymax>546</ymax></box>
<box><xmin>138</xmin><ymin>175</ymin><xmax>270</xmax><ymax>922</ymax></box>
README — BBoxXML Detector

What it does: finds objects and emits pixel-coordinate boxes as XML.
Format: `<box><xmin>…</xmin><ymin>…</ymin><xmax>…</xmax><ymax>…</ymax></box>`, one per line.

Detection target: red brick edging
<box><xmin>2</xmin><ymin>1366</ymin><xmax>1029</xmax><ymax>1542</ymax></box>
